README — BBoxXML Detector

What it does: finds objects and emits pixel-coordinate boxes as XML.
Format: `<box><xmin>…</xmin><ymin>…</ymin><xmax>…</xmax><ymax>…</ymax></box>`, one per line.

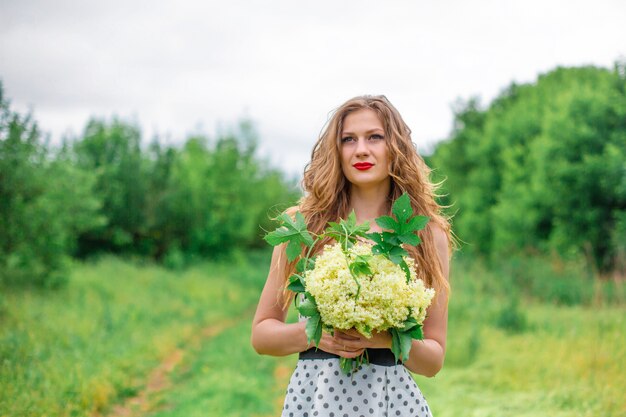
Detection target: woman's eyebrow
<box><xmin>341</xmin><ymin>128</ymin><xmax>385</xmax><ymax>135</ymax></box>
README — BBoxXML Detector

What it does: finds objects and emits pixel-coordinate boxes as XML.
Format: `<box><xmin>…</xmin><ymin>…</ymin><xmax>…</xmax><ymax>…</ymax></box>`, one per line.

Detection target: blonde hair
<box><xmin>289</xmin><ymin>95</ymin><xmax>452</xmax><ymax>298</ymax></box>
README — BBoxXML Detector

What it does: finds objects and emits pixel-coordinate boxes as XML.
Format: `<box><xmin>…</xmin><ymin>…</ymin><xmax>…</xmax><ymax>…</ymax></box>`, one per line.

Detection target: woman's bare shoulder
<box><xmin>281</xmin><ymin>206</ymin><xmax>304</xmax><ymax>221</ymax></box>
<box><xmin>428</xmin><ymin>222</ymin><xmax>451</xmax><ymax>259</ymax></box>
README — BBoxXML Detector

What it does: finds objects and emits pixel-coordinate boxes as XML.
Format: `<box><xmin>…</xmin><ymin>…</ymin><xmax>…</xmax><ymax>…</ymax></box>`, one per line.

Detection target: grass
<box><xmin>0</xmin><ymin>251</ymin><xmax>269</xmax><ymax>416</ymax></box>
<box><xmin>144</xmin><ymin>301</ymin><xmax>301</xmax><ymax>417</ymax></box>
<box><xmin>418</xmin><ymin>303</ymin><xmax>626</xmax><ymax>417</ymax></box>
<box><xmin>0</xmin><ymin>252</ymin><xmax>624</xmax><ymax>416</ymax></box>
<box><xmin>416</xmin><ymin>256</ymin><xmax>626</xmax><ymax>417</ymax></box>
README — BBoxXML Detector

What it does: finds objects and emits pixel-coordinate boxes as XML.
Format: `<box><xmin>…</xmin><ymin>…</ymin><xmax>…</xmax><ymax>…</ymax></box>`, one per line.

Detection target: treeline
<box><xmin>429</xmin><ymin>63</ymin><xmax>626</xmax><ymax>274</ymax></box>
<box><xmin>0</xmin><ymin>84</ymin><xmax>299</xmax><ymax>286</ymax></box>
<box><xmin>3</xmin><ymin>63</ymin><xmax>625</xmax><ymax>285</ymax></box>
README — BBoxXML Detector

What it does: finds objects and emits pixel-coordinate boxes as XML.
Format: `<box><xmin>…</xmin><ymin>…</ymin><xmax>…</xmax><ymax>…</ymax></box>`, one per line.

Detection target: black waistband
<box><xmin>299</xmin><ymin>348</ymin><xmax>401</xmax><ymax>367</ymax></box>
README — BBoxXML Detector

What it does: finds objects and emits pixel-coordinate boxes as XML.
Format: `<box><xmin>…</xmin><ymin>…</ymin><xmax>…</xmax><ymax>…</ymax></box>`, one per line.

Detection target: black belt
<box><xmin>299</xmin><ymin>348</ymin><xmax>401</xmax><ymax>366</ymax></box>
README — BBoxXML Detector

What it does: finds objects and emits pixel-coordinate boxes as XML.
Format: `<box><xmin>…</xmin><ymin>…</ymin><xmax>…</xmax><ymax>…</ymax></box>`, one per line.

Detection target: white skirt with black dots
<box><xmin>281</xmin><ymin>357</ymin><xmax>433</xmax><ymax>417</ymax></box>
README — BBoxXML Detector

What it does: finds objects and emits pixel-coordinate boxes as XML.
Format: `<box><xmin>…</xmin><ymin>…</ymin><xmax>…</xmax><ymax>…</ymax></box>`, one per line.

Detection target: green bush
<box><xmin>494</xmin><ymin>297</ymin><xmax>527</xmax><ymax>333</ymax></box>
<box><xmin>430</xmin><ymin>62</ymin><xmax>626</xmax><ymax>273</ymax></box>
<box><xmin>72</xmin><ymin>117</ymin><xmax>299</xmax><ymax>262</ymax></box>
<box><xmin>494</xmin><ymin>255</ymin><xmax>595</xmax><ymax>306</ymax></box>
<box><xmin>1</xmin><ymin>79</ymin><xmax>299</xmax><ymax>283</ymax></box>
<box><xmin>0</xmin><ymin>84</ymin><xmax>103</xmax><ymax>287</ymax></box>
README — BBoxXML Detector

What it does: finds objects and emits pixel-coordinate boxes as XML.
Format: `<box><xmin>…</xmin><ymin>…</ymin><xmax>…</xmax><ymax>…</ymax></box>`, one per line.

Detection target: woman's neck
<box><xmin>348</xmin><ymin>182</ymin><xmax>391</xmax><ymax>224</ymax></box>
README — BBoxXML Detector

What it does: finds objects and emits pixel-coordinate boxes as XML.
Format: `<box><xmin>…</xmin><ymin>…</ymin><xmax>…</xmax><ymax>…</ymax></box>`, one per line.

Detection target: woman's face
<box><xmin>340</xmin><ymin>108</ymin><xmax>390</xmax><ymax>190</ymax></box>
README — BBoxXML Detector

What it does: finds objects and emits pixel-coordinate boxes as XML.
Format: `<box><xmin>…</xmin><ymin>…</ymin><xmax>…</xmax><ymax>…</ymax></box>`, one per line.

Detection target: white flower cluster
<box><xmin>304</xmin><ymin>242</ymin><xmax>435</xmax><ymax>337</ymax></box>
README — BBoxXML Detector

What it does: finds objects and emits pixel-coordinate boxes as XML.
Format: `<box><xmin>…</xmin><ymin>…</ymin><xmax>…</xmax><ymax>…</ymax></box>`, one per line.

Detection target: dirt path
<box><xmin>102</xmin><ymin>308</ymin><xmax>255</xmax><ymax>417</ymax></box>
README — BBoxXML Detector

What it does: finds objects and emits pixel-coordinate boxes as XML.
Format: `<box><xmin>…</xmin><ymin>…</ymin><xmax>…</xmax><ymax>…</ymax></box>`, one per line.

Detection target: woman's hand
<box><xmin>312</xmin><ymin>328</ymin><xmax>392</xmax><ymax>358</ymax></box>
<box><xmin>337</xmin><ymin>328</ymin><xmax>392</xmax><ymax>350</ymax></box>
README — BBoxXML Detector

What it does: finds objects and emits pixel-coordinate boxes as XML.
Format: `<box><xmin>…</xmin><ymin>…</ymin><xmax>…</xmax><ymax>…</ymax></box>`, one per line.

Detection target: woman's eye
<box><xmin>341</xmin><ymin>136</ymin><xmax>354</xmax><ymax>143</ymax></box>
<box><xmin>370</xmin><ymin>134</ymin><xmax>384</xmax><ymax>140</ymax></box>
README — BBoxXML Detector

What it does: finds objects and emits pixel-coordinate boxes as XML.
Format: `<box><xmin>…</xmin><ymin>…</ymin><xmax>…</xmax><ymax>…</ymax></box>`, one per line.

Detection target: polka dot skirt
<box><xmin>281</xmin><ymin>358</ymin><xmax>433</xmax><ymax>417</ymax></box>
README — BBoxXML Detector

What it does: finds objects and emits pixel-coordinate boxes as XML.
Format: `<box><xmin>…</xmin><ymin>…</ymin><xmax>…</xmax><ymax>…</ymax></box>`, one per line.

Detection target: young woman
<box><xmin>251</xmin><ymin>95</ymin><xmax>451</xmax><ymax>417</ymax></box>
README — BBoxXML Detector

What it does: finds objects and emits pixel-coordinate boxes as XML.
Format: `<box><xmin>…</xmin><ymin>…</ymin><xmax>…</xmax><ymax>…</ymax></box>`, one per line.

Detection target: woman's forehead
<box><xmin>342</xmin><ymin>108</ymin><xmax>384</xmax><ymax>130</ymax></box>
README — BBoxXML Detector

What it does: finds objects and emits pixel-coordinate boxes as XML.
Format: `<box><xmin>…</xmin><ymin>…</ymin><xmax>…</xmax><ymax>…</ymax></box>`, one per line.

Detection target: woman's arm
<box><xmin>402</xmin><ymin>225</ymin><xmax>450</xmax><ymax>376</ymax></box>
<box><xmin>251</xmin><ymin>245</ymin><xmax>310</xmax><ymax>356</ymax></box>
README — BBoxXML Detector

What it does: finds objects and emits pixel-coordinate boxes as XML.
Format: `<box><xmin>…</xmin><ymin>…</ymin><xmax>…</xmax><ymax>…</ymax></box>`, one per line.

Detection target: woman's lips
<box><xmin>353</xmin><ymin>162</ymin><xmax>374</xmax><ymax>170</ymax></box>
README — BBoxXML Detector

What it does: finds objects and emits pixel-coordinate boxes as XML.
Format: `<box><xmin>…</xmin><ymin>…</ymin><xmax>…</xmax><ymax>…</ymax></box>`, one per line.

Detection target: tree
<box><xmin>0</xmin><ymin>83</ymin><xmax>102</xmax><ymax>286</ymax></box>
<box><xmin>162</xmin><ymin>121</ymin><xmax>299</xmax><ymax>260</ymax></box>
<box><xmin>430</xmin><ymin>63</ymin><xmax>626</xmax><ymax>272</ymax></box>
<box><xmin>73</xmin><ymin>118</ymin><xmax>148</xmax><ymax>255</ymax></box>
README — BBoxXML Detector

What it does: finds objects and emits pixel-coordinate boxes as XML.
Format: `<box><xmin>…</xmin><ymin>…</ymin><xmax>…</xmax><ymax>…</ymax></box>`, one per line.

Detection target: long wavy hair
<box><xmin>285</xmin><ymin>95</ymin><xmax>452</xmax><ymax>301</ymax></box>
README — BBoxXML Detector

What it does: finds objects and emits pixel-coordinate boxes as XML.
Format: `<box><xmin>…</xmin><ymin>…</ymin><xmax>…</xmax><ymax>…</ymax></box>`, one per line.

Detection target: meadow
<box><xmin>0</xmin><ymin>252</ymin><xmax>624</xmax><ymax>417</ymax></box>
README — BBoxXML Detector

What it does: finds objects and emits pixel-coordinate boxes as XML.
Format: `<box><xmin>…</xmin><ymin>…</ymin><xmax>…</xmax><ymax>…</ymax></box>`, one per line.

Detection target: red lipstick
<box><xmin>353</xmin><ymin>162</ymin><xmax>374</xmax><ymax>170</ymax></box>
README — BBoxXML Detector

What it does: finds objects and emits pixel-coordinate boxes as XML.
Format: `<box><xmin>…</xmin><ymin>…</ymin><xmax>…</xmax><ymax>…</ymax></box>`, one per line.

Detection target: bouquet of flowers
<box><xmin>264</xmin><ymin>193</ymin><xmax>435</xmax><ymax>373</ymax></box>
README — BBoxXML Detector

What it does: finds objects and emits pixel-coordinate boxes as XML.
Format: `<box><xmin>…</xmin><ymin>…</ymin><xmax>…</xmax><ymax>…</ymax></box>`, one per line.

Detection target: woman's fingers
<box><xmin>334</xmin><ymin>329</ymin><xmax>368</xmax><ymax>350</ymax></box>
<box><xmin>338</xmin><ymin>342</ymin><xmax>362</xmax><ymax>352</ymax></box>
<box><xmin>335</xmin><ymin>328</ymin><xmax>392</xmax><ymax>350</ymax></box>
<box><xmin>334</xmin><ymin>330</ymin><xmax>360</xmax><ymax>341</ymax></box>
<box><xmin>337</xmin><ymin>328</ymin><xmax>362</xmax><ymax>338</ymax></box>
<box><xmin>317</xmin><ymin>329</ymin><xmax>368</xmax><ymax>357</ymax></box>
<box><xmin>334</xmin><ymin>337</ymin><xmax>369</xmax><ymax>355</ymax></box>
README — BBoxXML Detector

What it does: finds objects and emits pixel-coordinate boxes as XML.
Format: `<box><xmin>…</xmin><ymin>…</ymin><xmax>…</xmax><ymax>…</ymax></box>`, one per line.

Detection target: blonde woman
<box><xmin>251</xmin><ymin>95</ymin><xmax>451</xmax><ymax>417</ymax></box>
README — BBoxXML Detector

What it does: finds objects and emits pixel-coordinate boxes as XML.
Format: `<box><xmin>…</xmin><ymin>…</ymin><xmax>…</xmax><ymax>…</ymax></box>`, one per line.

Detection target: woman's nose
<box><xmin>355</xmin><ymin>138</ymin><xmax>369</xmax><ymax>156</ymax></box>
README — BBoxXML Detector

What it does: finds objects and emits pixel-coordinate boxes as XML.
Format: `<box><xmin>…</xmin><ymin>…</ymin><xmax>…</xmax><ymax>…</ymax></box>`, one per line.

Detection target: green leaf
<box><xmin>296</xmin><ymin>257</ymin><xmax>315</xmax><ymax>273</ymax></box>
<box><xmin>406</xmin><ymin>215</ymin><xmax>429</xmax><ymax>232</ymax></box>
<box><xmin>392</xmin><ymin>193</ymin><xmax>413</xmax><ymax>223</ymax></box>
<box><xmin>375</xmin><ymin>215</ymin><xmax>398</xmax><ymax>231</ymax></box>
<box><xmin>324</xmin><ymin>210</ymin><xmax>370</xmax><ymax>248</ymax></box>
<box><xmin>346</xmin><ymin>210</ymin><xmax>357</xmax><ymax>228</ymax></box>
<box><xmin>263</xmin><ymin>211</ymin><xmax>314</xmax><ymax>258</ymax></box>
<box><xmin>305</xmin><ymin>314</ymin><xmax>321</xmax><ymax>346</ymax></box>
<box><xmin>399</xmin><ymin>260</ymin><xmax>412</xmax><ymax>282</ymax></box>
<box><xmin>294</xmin><ymin>212</ymin><xmax>315</xmax><ymax>247</ymax></box>
<box><xmin>355</xmin><ymin>254</ymin><xmax>372</xmax><ymax>263</ymax></box>
<box><xmin>340</xmin><ymin>357</ymin><xmax>356</xmax><ymax>374</ymax></box>
<box><xmin>286</xmin><ymin>274</ymin><xmax>305</xmax><ymax>293</ymax></box>
<box><xmin>397</xmin><ymin>233</ymin><xmax>420</xmax><ymax>246</ymax></box>
<box><xmin>388</xmin><ymin>246</ymin><xmax>408</xmax><ymax>264</ymax></box>
<box><xmin>367</xmin><ymin>232</ymin><xmax>397</xmax><ymax>257</ymax></box>
<box><xmin>409</xmin><ymin>324</ymin><xmax>424</xmax><ymax>340</ymax></box>
<box><xmin>286</xmin><ymin>240</ymin><xmax>302</xmax><ymax>262</ymax></box>
<box><xmin>297</xmin><ymin>296</ymin><xmax>318</xmax><ymax>317</ymax></box>
<box><xmin>365</xmin><ymin>232</ymin><xmax>384</xmax><ymax>245</ymax></box>
<box><xmin>382</xmin><ymin>232</ymin><xmax>401</xmax><ymax>246</ymax></box>
<box><xmin>366</xmin><ymin>194</ymin><xmax>430</xmax><ymax>270</ymax></box>
<box><xmin>314</xmin><ymin>316</ymin><xmax>323</xmax><ymax>344</ymax></box>
<box><xmin>398</xmin><ymin>331</ymin><xmax>413</xmax><ymax>361</ymax></box>
<box><xmin>400</xmin><ymin>316</ymin><xmax>418</xmax><ymax>332</ymax></box>
<box><xmin>349</xmin><ymin>255</ymin><xmax>373</xmax><ymax>277</ymax></box>
<box><xmin>390</xmin><ymin>328</ymin><xmax>402</xmax><ymax>363</ymax></box>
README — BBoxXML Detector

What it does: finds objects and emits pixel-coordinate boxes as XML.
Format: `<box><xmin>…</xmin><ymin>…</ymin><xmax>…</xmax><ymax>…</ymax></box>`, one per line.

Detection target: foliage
<box><xmin>1</xmin><ymin>78</ymin><xmax>298</xmax><ymax>283</ymax></box>
<box><xmin>430</xmin><ymin>63</ymin><xmax>626</xmax><ymax>272</ymax></box>
<box><xmin>368</xmin><ymin>194</ymin><xmax>430</xmax><ymax>281</ymax></box>
<box><xmin>73</xmin><ymin>118</ymin><xmax>148</xmax><ymax>254</ymax></box>
<box><xmin>160</xmin><ymin>122</ymin><xmax>299</xmax><ymax>260</ymax></box>
<box><xmin>72</xmin><ymin>117</ymin><xmax>299</xmax><ymax>263</ymax></box>
<box><xmin>0</xmin><ymin>83</ymin><xmax>103</xmax><ymax>286</ymax></box>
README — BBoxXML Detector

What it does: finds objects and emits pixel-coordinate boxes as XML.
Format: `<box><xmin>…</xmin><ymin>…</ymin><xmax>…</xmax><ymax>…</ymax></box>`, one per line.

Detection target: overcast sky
<box><xmin>1</xmin><ymin>0</ymin><xmax>624</xmax><ymax>175</ymax></box>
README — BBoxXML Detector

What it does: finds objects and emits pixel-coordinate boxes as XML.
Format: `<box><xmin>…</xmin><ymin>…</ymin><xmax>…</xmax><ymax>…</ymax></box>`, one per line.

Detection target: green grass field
<box><xmin>0</xmin><ymin>252</ymin><xmax>624</xmax><ymax>416</ymax></box>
